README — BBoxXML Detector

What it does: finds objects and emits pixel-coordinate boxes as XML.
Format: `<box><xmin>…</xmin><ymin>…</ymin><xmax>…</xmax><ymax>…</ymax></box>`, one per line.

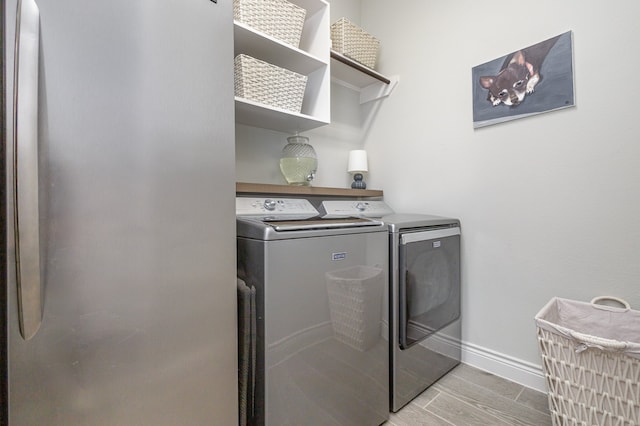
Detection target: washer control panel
<box><xmin>320</xmin><ymin>200</ymin><xmax>394</xmax><ymax>218</ymax></box>
<box><xmin>236</xmin><ymin>197</ymin><xmax>319</xmax><ymax>220</ymax></box>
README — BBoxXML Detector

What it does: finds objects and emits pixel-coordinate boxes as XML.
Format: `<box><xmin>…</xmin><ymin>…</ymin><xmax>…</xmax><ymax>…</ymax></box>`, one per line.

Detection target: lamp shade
<box><xmin>347</xmin><ymin>150</ymin><xmax>368</xmax><ymax>173</ymax></box>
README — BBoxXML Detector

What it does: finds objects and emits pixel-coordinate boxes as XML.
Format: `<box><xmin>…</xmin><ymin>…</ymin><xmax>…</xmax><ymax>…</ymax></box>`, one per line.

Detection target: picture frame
<box><xmin>472</xmin><ymin>31</ymin><xmax>575</xmax><ymax>129</ymax></box>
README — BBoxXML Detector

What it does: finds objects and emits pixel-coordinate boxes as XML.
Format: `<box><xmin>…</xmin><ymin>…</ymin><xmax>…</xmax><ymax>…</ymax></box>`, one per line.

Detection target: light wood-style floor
<box><xmin>385</xmin><ymin>364</ymin><xmax>552</xmax><ymax>426</ymax></box>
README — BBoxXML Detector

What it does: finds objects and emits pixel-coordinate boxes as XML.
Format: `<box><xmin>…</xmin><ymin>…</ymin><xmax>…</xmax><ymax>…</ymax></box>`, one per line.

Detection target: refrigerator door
<box><xmin>5</xmin><ymin>0</ymin><xmax>237</xmax><ymax>424</ymax></box>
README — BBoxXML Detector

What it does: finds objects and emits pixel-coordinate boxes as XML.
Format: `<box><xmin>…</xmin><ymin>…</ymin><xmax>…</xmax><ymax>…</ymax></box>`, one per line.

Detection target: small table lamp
<box><xmin>348</xmin><ymin>150</ymin><xmax>368</xmax><ymax>189</ymax></box>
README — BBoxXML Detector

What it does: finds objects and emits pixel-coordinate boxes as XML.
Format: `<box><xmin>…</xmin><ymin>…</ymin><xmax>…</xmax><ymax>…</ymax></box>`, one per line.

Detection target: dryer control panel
<box><xmin>320</xmin><ymin>200</ymin><xmax>394</xmax><ymax>218</ymax></box>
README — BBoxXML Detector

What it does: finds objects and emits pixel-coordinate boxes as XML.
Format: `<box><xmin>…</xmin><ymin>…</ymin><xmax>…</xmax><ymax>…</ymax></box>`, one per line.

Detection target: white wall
<box><xmin>360</xmin><ymin>0</ymin><xmax>640</xmax><ymax>383</ymax></box>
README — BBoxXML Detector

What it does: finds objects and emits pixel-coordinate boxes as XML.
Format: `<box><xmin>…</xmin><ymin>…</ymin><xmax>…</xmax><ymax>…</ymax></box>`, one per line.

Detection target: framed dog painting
<box><xmin>472</xmin><ymin>31</ymin><xmax>575</xmax><ymax>129</ymax></box>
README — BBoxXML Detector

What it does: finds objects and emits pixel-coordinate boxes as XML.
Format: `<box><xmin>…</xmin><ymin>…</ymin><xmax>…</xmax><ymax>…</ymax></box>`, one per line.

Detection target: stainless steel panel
<box><xmin>6</xmin><ymin>0</ymin><xmax>237</xmax><ymax>424</ymax></box>
<box><xmin>238</xmin><ymin>230</ymin><xmax>389</xmax><ymax>425</ymax></box>
<box><xmin>392</xmin><ymin>320</ymin><xmax>461</xmax><ymax>412</ymax></box>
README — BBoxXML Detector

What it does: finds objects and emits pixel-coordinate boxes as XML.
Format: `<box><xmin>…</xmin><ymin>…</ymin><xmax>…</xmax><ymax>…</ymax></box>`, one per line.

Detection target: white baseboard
<box><xmin>425</xmin><ymin>330</ymin><xmax>547</xmax><ymax>392</ymax></box>
<box><xmin>460</xmin><ymin>340</ymin><xmax>547</xmax><ymax>392</ymax></box>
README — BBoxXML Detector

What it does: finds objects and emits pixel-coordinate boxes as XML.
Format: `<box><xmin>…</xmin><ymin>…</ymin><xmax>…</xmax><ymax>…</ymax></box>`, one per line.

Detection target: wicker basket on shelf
<box><xmin>331</xmin><ymin>17</ymin><xmax>380</xmax><ymax>69</ymax></box>
<box><xmin>234</xmin><ymin>0</ymin><xmax>306</xmax><ymax>48</ymax></box>
<box><xmin>234</xmin><ymin>54</ymin><xmax>307</xmax><ymax>114</ymax></box>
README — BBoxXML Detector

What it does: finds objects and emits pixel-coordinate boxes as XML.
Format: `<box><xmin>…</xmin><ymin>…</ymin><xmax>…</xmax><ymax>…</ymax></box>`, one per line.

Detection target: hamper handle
<box><xmin>570</xmin><ymin>330</ymin><xmax>627</xmax><ymax>352</ymax></box>
<box><xmin>590</xmin><ymin>296</ymin><xmax>630</xmax><ymax>312</ymax></box>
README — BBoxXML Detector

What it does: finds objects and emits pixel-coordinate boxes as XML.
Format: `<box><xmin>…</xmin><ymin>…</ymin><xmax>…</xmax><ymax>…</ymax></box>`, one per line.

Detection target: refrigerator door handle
<box><xmin>13</xmin><ymin>0</ymin><xmax>42</xmax><ymax>340</ymax></box>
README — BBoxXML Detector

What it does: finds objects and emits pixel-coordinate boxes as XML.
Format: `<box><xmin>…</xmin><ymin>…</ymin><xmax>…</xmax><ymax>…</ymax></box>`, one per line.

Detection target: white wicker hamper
<box><xmin>233</xmin><ymin>0</ymin><xmax>306</xmax><ymax>48</ymax></box>
<box><xmin>331</xmin><ymin>17</ymin><xmax>380</xmax><ymax>69</ymax></box>
<box><xmin>234</xmin><ymin>54</ymin><xmax>307</xmax><ymax>114</ymax></box>
<box><xmin>325</xmin><ymin>266</ymin><xmax>384</xmax><ymax>352</ymax></box>
<box><xmin>535</xmin><ymin>297</ymin><xmax>640</xmax><ymax>426</ymax></box>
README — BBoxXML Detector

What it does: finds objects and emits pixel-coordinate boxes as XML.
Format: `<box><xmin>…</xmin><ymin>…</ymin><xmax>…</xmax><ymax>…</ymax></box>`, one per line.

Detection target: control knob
<box><xmin>263</xmin><ymin>199</ymin><xmax>277</xmax><ymax>211</ymax></box>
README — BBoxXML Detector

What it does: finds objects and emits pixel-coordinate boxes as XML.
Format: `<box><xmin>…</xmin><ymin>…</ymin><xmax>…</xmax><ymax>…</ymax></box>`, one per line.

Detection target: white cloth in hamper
<box><xmin>535</xmin><ymin>297</ymin><xmax>640</xmax><ymax>358</ymax></box>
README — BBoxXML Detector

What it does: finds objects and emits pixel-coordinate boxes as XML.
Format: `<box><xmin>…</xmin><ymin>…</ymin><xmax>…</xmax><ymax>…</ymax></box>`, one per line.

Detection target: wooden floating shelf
<box><xmin>236</xmin><ymin>182</ymin><xmax>383</xmax><ymax>198</ymax></box>
<box><xmin>330</xmin><ymin>50</ymin><xmax>390</xmax><ymax>84</ymax></box>
<box><xmin>329</xmin><ymin>50</ymin><xmax>398</xmax><ymax>104</ymax></box>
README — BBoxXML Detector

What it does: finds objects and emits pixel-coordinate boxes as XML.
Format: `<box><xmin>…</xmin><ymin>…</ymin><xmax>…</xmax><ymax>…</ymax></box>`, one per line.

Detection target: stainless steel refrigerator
<box><xmin>3</xmin><ymin>0</ymin><xmax>238</xmax><ymax>424</ymax></box>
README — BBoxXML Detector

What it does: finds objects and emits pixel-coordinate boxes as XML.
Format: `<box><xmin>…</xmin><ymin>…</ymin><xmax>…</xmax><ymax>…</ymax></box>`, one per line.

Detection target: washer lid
<box><xmin>267</xmin><ymin>217</ymin><xmax>383</xmax><ymax>232</ymax></box>
<box><xmin>237</xmin><ymin>216</ymin><xmax>387</xmax><ymax>240</ymax></box>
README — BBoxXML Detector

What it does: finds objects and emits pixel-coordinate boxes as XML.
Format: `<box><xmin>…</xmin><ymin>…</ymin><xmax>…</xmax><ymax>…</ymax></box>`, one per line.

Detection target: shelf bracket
<box><xmin>360</xmin><ymin>75</ymin><xmax>399</xmax><ymax>104</ymax></box>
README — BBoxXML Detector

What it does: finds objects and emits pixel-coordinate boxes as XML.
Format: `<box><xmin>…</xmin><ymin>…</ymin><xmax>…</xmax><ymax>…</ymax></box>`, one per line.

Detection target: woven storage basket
<box><xmin>234</xmin><ymin>54</ymin><xmax>307</xmax><ymax>113</ymax></box>
<box><xmin>234</xmin><ymin>0</ymin><xmax>306</xmax><ymax>48</ymax></box>
<box><xmin>535</xmin><ymin>297</ymin><xmax>640</xmax><ymax>426</ymax></box>
<box><xmin>331</xmin><ymin>17</ymin><xmax>380</xmax><ymax>69</ymax></box>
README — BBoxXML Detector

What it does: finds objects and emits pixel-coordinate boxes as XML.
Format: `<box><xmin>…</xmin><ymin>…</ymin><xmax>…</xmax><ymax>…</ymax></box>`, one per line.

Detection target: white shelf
<box><xmin>234</xmin><ymin>22</ymin><xmax>326</xmax><ymax>76</ymax></box>
<box><xmin>235</xmin><ymin>97</ymin><xmax>329</xmax><ymax>133</ymax></box>
<box><xmin>233</xmin><ymin>0</ymin><xmax>330</xmax><ymax>133</ymax></box>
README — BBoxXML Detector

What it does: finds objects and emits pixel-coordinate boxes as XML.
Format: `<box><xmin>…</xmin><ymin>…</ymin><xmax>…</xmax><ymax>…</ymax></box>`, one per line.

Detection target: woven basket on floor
<box><xmin>331</xmin><ymin>17</ymin><xmax>380</xmax><ymax>69</ymax></box>
<box><xmin>234</xmin><ymin>0</ymin><xmax>306</xmax><ymax>48</ymax></box>
<box><xmin>535</xmin><ymin>297</ymin><xmax>640</xmax><ymax>426</ymax></box>
<box><xmin>234</xmin><ymin>54</ymin><xmax>307</xmax><ymax>113</ymax></box>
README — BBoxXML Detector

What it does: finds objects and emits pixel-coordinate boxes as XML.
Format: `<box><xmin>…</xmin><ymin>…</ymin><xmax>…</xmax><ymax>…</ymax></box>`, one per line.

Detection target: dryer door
<box><xmin>399</xmin><ymin>227</ymin><xmax>461</xmax><ymax>349</ymax></box>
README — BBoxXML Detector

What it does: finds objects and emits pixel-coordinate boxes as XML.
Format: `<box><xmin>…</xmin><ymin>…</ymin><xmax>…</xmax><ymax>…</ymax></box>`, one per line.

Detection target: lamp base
<box><xmin>351</xmin><ymin>173</ymin><xmax>367</xmax><ymax>189</ymax></box>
